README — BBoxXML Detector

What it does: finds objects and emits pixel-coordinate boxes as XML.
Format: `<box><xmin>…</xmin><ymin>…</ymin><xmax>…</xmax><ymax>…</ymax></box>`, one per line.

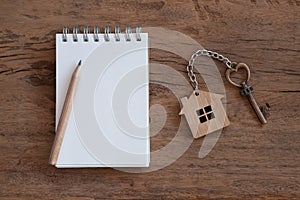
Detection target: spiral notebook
<box><xmin>53</xmin><ymin>26</ymin><xmax>149</xmax><ymax>168</ymax></box>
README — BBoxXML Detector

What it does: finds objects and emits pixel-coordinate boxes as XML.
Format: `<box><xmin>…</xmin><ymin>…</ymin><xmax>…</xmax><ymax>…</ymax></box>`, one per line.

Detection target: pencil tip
<box><xmin>78</xmin><ymin>60</ymin><xmax>82</xmax><ymax>66</ymax></box>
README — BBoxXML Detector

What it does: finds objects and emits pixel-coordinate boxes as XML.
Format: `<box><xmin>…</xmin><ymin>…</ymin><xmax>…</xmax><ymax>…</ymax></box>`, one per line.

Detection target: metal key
<box><xmin>226</xmin><ymin>63</ymin><xmax>270</xmax><ymax>124</ymax></box>
<box><xmin>240</xmin><ymin>83</ymin><xmax>270</xmax><ymax>124</ymax></box>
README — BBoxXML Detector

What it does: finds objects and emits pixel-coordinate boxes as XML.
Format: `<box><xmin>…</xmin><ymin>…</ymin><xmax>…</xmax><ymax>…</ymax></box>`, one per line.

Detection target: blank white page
<box><xmin>55</xmin><ymin>32</ymin><xmax>149</xmax><ymax>168</ymax></box>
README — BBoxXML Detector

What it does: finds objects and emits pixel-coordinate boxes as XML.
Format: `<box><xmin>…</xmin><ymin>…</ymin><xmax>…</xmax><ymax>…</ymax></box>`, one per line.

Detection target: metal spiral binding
<box><xmin>94</xmin><ymin>26</ymin><xmax>100</xmax><ymax>42</ymax></box>
<box><xmin>73</xmin><ymin>26</ymin><xmax>79</xmax><ymax>42</ymax></box>
<box><xmin>62</xmin><ymin>27</ymin><xmax>69</xmax><ymax>42</ymax></box>
<box><xmin>83</xmin><ymin>26</ymin><xmax>89</xmax><ymax>42</ymax></box>
<box><xmin>62</xmin><ymin>26</ymin><xmax>142</xmax><ymax>42</ymax></box>
<box><xmin>125</xmin><ymin>25</ymin><xmax>131</xmax><ymax>41</ymax></box>
<box><xmin>115</xmin><ymin>25</ymin><xmax>121</xmax><ymax>42</ymax></box>
<box><xmin>104</xmin><ymin>26</ymin><xmax>110</xmax><ymax>42</ymax></box>
<box><xmin>136</xmin><ymin>26</ymin><xmax>141</xmax><ymax>41</ymax></box>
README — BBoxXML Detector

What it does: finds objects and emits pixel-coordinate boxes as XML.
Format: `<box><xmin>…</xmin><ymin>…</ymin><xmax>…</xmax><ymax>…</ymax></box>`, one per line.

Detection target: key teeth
<box><xmin>260</xmin><ymin>103</ymin><xmax>271</xmax><ymax>118</ymax></box>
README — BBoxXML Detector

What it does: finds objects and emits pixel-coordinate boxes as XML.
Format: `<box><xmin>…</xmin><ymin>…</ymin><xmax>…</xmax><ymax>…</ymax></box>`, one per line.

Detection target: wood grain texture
<box><xmin>0</xmin><ymin>0</ymin><xmax>299</xmax><ymax>199</ymax></box>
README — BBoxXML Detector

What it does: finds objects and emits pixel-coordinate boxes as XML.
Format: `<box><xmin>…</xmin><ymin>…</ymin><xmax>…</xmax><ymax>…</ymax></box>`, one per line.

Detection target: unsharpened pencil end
<box><xmin>78</xmin><ymin>60</ymin><xmax>82</xmax><ymax>66</ymax></box>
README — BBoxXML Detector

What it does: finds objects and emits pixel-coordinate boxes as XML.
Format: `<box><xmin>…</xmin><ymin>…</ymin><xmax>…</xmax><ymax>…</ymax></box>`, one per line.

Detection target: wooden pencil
<box><xmin>49</xmin><ymin>60</ymin><xmax>82</xmax><ymax>165</ymax></box>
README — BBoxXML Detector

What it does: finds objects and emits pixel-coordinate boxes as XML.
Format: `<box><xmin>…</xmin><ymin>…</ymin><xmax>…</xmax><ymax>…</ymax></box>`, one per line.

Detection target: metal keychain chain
<box><xmin>185</xmin><ymin>49</ymin><xmax>270</xmax><ymax>125</ymax></box>
<box><xmin>187</xmin><ymin>49</ymin><xmax>234</xmax><ymax>91</ymax></box>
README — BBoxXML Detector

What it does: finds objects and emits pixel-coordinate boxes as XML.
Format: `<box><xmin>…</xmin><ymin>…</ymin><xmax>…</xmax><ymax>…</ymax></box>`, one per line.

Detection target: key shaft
<box><xmin>241</xmin><ymin>83</ymin><xmax>267</xmax><ymax>124</ymax></box>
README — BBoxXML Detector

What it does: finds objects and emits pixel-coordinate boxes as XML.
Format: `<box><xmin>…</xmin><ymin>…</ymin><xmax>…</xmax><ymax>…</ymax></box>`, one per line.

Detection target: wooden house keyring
<box><xmin>180</xmin><ymin>90</ymin><xmax>230</xmax><ymax>138</ymax></box>
<box><xmin>181</xmin><ymin>49</ymin><xmax>269</xmax><ymax>138</ymax></box>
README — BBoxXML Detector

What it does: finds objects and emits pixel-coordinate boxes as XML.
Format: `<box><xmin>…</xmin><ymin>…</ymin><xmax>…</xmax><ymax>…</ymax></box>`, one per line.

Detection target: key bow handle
<box><xmin>226</xmin><ymin>63</ymin><xmax>251</xmax><ymax>88</ymax></box>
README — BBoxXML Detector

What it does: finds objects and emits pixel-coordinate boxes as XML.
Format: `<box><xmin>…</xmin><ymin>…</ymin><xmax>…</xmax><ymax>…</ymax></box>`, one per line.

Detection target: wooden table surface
<box><xmin>0</xmin><ymin>0</ymin><xmax>299</xmax><ymax>199</ymax></box>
